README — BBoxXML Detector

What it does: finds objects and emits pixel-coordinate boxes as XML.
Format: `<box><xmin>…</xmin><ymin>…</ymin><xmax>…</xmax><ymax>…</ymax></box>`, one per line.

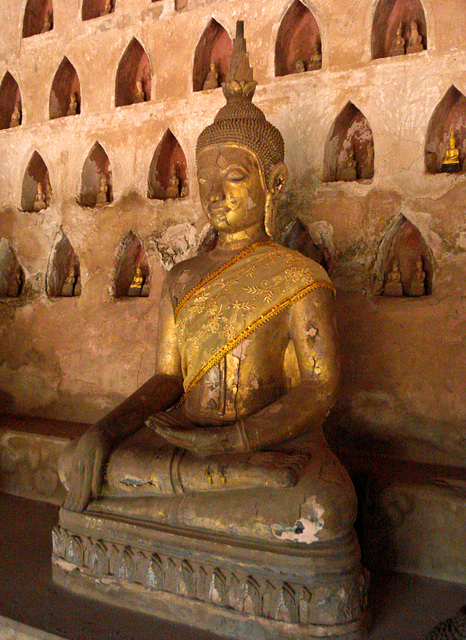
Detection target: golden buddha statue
<box><xmin>442</xmin><ymin>131</ymin><xmax>461</xmax><ymax>173</ymax></box>
<box><xmin>408</xmin><ymin>257</ymin><xmax>426</xmax><ymax>296</ymax></box>
<box><xmin>95</xmin><ymin>172</ymin><xmax>109</xmax><ymax>206</ymax></box>
<box><xmin>135</xmin><ymin>77</ymin><xmax>146</xmax><ymax>103</ymax></box>
<box><xmin>128</xmin><ymin>266</ymin><xmax>145</xmax><ymax>296</ymax></box>
<box><xmin>103</xmin><ymin>0</ymin><xmax>112</xmax><ymax>14</ymax></box>
<box><xmin>308</xmin><ymin>41</ymin><xmax>322</xmax><ymax>70</ymax></box>
<box><xmin>66</xmin><ymin>92</ymin><xmax>79</xmax><ymax>116</ymax></box>
<box><xmin>384</xmin><ymin>258</ymin><xmax>404</xmax><ymax>296</ymax></box>
<box><xmin>389</xmin><ymin>22</ymin><xmax>405</xmax><ymax>57</ymax></box>
<box><xmin>406</xmin><ymin>20</ymin><xmax>423</xmax><ymax>54</ymax></box>
<box><xmin>338</xmin><ymin>145</ymin><xmax>358</xmax><ymax>181</ymax></box>
<box><xmin>165</xmin><ymin>165</ymin><xmax>180</xmax><ymax>199</ymax></box>
<box><xmin>9</xmin><ymin>101</ymin><xmax>21</xmax><ymax>128</ymax></box>
<box><xmin>41</xmin><ymin>10</ymin><xmax>53</xmax><ymax>33</ymax></box>
<box><xmin>202</xmin><ymin>60</ymin><xmax>219</xmax><ymax>91</ymax></box>
<box><xmin>61</xmin><ymin>265</ymin><xmax>77</xmax><ymax>297</ymax></box>
<box><xmin>294</xmin><ymin>58</ymin><xmax>306</xmax><ymax>74</ymax></box>
<box><xmin>55</xmin><ymin>22</ymin><xmax>365</xmax><ymax>638</ymax></box>
<box><xmin>33</xmin><ymin>182</ymin><xmax>46</xmax><ymax>212</ymax></box>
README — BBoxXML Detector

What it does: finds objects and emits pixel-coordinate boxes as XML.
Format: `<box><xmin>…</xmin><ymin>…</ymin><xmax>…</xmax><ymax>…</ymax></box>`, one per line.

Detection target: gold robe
<box><xmin>175</xmin><ymin>242</ymin><xmax>335</xmax><ymax>394</ymax></box>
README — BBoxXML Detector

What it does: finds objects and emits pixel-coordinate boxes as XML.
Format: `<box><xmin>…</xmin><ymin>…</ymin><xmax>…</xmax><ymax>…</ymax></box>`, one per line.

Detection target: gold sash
<box><xmin>175</xmin><ymin>242</ymin><xmax>335</xmax><ymax>394</ymax></box>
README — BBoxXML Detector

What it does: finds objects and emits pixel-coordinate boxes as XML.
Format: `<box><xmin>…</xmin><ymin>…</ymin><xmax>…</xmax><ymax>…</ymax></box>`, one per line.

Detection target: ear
<box><xmin>267</xmin><ymin>162</ymin><xmax>288</xmax><ymax>196</ymax></box>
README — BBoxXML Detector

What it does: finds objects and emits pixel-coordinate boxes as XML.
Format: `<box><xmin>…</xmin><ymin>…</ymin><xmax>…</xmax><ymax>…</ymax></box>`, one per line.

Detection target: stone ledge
<box><xmin>0</xmin><ymin>616</ymin><xmax>66</xmax><ymax>640</ymax></box>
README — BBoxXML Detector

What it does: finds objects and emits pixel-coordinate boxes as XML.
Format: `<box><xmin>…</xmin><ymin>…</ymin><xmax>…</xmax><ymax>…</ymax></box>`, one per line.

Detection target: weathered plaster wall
<box><xmin>0</xmin><ymin>0</ymin><xmax>464</xmax><ymax>465</ymax></box>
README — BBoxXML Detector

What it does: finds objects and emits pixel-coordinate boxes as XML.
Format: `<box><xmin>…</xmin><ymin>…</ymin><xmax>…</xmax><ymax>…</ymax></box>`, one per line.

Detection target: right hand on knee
<box><xmin>62</xmin><ymin>426</ymin><xmax>111</xmax><ymax>513</ymax></box>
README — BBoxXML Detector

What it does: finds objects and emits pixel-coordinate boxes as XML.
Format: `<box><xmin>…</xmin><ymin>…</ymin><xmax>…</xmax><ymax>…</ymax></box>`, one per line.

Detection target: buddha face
<box><xmin>197</xmin><ymin>145</ymin><xmax>267</xmax><ymax>235</ymax></box>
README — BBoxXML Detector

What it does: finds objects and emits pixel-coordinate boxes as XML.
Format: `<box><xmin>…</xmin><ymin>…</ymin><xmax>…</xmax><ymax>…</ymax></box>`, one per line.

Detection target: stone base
<box><xmin>52</xmin><ymin>508</ymin><xmax>367</xmax><ymax>639</ymax></box>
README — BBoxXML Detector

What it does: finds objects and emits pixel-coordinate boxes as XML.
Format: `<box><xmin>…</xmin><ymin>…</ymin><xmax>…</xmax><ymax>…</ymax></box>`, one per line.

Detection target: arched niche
<box><xmin>275</xmin><ymin>1</ymin><xmax>322</xmax><ymax>76</ymax></box>
<box><xmin>0</xmin><ymin>72</ymin><xmax>22</xmax><ymax>130</ymax></box>
<box><xmin>193</xmin><ymin>19</ymin><xmax>232</xmax><ymax>92</ymax></box>
<box><xmin>49</xmin><ymin>58</ymin><xmax>81</xmax><ymax>119</ymax></box>
<box><xmin>372</xmin><ymin>0</ymin><xmax>427</xmax><ymax>60</ymax></box>
<box><xmin>425</xmin><ymin>86</ymin><xmax>466</xmax><ymax>174</ymax></box>
<box><xmin>323</xmin><ymin>102</ymin><xmax>375</xmax><ymax>183</ymax></box>
<box><xmin>47</xmin><ymin>232</ymin><xmax>81</xmax><ymax>298</ymax></box>
<box><xmin>21</xmin><ymin>151</ymin><xmax>52</xmax><ymax>212</ymax></box>
<box><xmin>79</xmin><ymin>142</ymin><xmax>112</xmax><ymax>208</ymax></box>
<box><xmin>374</xmin><ymin>216</ymin><xmax>433</xmax><ymax>297</ymax></box>
<box><xmin>0</xmin><ymin>239</ymin><xmax>24</xmax><ymax>298</ymax></box>
<box><xmin>115</xmin><ymin>39</ymin><xmax>151</xmax><ymax>107</ymax></box>
<box><xmin>114</xmin><ymin>231</ymin><xmax>150</xmax><ymax>298</ymax></box>
<box><xmin>148</xmin><ymin>130</ymin><xmax>188</xmax><ymax>200</ymax></box>
<box><xmin>82</xmin><ymin>0</ymin><xmax>114</xmax><ymax>21</ymax></box>
<box><xmin>22</xmin><ymin>0</ymin><xmax>53</xmax><ymax>38</ymax></box>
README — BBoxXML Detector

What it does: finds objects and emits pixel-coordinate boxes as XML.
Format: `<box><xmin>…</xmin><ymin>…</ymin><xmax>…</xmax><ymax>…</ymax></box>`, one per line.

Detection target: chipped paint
<box><xmin>272</xmin><ymin>497</ymin><xmax>325</xmax><ymax>543</ymax></box>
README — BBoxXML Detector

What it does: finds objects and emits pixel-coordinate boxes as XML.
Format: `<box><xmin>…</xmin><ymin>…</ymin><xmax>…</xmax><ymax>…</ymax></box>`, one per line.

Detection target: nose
<box><xmin>207</xmin><ymin>177</ymin><xmax>225</xmax><ymax>203</ymax></box>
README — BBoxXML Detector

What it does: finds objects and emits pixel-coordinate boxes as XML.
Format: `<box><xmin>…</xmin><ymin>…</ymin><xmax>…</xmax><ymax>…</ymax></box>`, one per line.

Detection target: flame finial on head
<box><xmin>222</xmin><ymin>21</ymin><xmax>257</xmax><ymax>102</ymax></box>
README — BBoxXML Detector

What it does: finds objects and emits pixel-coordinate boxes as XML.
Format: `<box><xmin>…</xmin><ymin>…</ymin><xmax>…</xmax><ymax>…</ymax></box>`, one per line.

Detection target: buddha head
<box><xmin>196</xmin><ymin>21</ymin><xmax>287</xmax><ymax>238</ymax></box>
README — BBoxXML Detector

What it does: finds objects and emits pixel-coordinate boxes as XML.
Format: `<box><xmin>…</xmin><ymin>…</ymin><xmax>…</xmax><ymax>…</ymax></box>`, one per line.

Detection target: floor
<box><xmin>0</xmin><ymin>493</ymin><xmax>465</xmax><ymax>640</ymax></box>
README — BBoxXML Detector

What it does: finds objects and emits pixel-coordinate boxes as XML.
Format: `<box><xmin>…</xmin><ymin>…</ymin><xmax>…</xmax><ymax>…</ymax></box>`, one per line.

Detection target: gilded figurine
<box><xmin>442</xmin><ymin>131</ymin><xmax>461</xmax><ymax>173</ymax></box>
<box><xmin>128</xmin><ymin>266</ymin><xmax>145</xmax><ymax>296</ymax></box>
<box><xmin>95</xmin><ymin>172</ymin><xmax>109</xmax><ymax>206</ymax></box>
<box><xmin>389</xmin><ymin>22</ymin><xmax>405</xmax><ymax>57</ymax></box>
<box><xmin>66</xmin><ymin>92</ymin><xmax>79</xmax><ymax>116</ymax></box>
<box><xmin>308</xmin><ymin>41</ymin><xmax>322</xmax><ymax>70</ymax></box>
<box><xmin>41</xmin><ymin>11</ymin><xmax>53</xmax><ymax>33</ymax></box>
<box><xmin>33</xmin><ymin>182</ymin><xmax>46</xmax><ymax>212</ymax></box>
<box><xmin>408</xmin><ymin>257</ymin><xmax>426</xmax><ymax>296</ymax></box>
<box><xmin>135</xmin><ymin>77</ymin><xmax>146</xmax><ymax>103</ymax></box>
<box><xmin>294</xmin><ymin>58</ymin><xmax>306</xmax><ymax>74</ymax></box>
<box><xmin>338</xmin><ymin>145</ymin><xmax>358</xmax><ymax>181</ymax></box>
<box><xmin>165</xmin><ymin>166</ymin><xmax>180</xmax><ymax>199</ymax></box>
<box><xmin>203</xmin><ymin>60</ymin><xmax>219</xmax><ymax>90</ymax></box>
<box><xmin>384</xmin><ymin>258</ymin><xmax>404</xmax><ymax>296</ymax></box>
<box><xmin>9</xmin><ymin>102</ymin><xmax>21</xmax><ymax>128</ymax></box>
<box><xmin>406</xmin><ymin>20</ymin><xmax>423</xmax><ymax>54</ymax></box>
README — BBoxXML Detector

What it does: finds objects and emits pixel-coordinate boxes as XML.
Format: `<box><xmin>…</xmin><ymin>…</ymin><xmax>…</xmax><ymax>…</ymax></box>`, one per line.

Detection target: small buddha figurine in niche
<box><xmin>203</xmin><ymin>61</ymin><xmax>219</xmax><ymax>91</ymax></box>
<box><xmin>294</xmin><ymin>58</ymin><xmax>306</xmax><ymax>74</ymax></box>
<box><xmin>442</xmin><ymin>131</ymin><xmax>461</xmax><ymax>173</ymax></box>
<box><xmin>406</xmin><ymin>20</ymin><xmax>423</xmax><ymax>54</ymax></box>
<box><xmin>338</xmin><ymin>145</ymin><xmax>358</xmax><ymax>181</ymax></box>
<box><xmin>128</xmin><ymin>266</ymin><xmax>145</xmax><ymax>297</ymax></box>
<box><xmin>58</xmin><ymin>22</ymin><xmax>365</xmax><ymax>635</ymax></box>
<box><xmin>308</xmin><ymin>42</ymin><xmax>322</xmax><ymax>70</ymax></box>
<box><xmin>41</xmin><ymin>11</ymin><xmax>53</xmax><ymax>33</ymax></box>
<box><xmin>359</xmin><ymin>139</ymin><xmax>374</xmax><ymax>180</ymax></box>
<box><xmin>165</xmin><ymin>165</ymin><xmax>180</xmax><ymax>199</ymax></box>
<box><xmin>389</xmin><ymin>22</ymin><xmax>405</xmax><ymax>57</ymax></box>
<box><xmin>103</xmin><ymin>0</ymin><xmax>113</xmax><ymax>14</ymax></box>
<box><xmin>135</xmin><ymin>77</ymin><xmax>146</xmax><ymax>103</ymax></box>
<box><xmin>7</xmin><ymin>268</ymin><xmax>22</xmax><ymax>298</ymax></box>
<box><xmin>66</xmin><ymin>92</ymin><xmax>79</xmax><ymax>116</ymax></box>
<box><xmin>33</xmin><ymin>182</ymin><xmax>46</xmax><ymax>212</ymax></box>
<box><xmin>180</xmin><ymin>180</ymin><xmax>189</xmax><ymax>198</ymax></box>
<box><xmin>9</xmin><ymin>102</ymin><xmax>21</xmax><ymax>128</ymax></box>
<box><xmin>384</xmin><ymin>258</ymin><xmax>404</xmax><ymax>296</ymax></box>
<box><xmin>408</xmin><ymin>257</ymin><xmax>426</xmax><ymax>296</ymax></box>
<box><xmin>44</xmin><ymin>180</ymin><xmax>52</xmax><ymax>208</ymax></box>
<box><xmin>61</xmin><ymin>264</ymin><xmax>78</xmax><ymax>297</ymax></box>
<box><xmin>95</xmin><ymin>172</ymin><xmax>110</xmax><ymax>206</ymax></box>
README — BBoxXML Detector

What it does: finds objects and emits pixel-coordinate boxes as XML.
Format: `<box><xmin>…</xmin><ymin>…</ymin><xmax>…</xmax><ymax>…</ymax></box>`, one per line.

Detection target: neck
<box><xmin>215</xmin><ymin>224</ymin><xmax>269</xmax><ymax>253</ymax></box>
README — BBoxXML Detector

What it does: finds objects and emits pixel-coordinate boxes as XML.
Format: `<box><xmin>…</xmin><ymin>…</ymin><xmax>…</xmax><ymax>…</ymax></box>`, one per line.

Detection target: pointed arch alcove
<box><xmin>22</xmin><ymin>0</ymin><xmax>53</xmax><ymax>38</ymax></box>
<box><xmin>372</xmin><ymin>0</ymin><xmax>427</xmax><ymax>60</ymax></box>
<box><xmin>114</xmin><ymin>232</ymin><xmax>150</xmax><ymax>298</ymax></box>
<box><xmin>0</xmin><ymin>72</ymin><xmax>22</xmax><ymax>130</ymax></box>
<box><xmin>82</xmin><ymin>0</ymin><xmax>114</xmax><ymax>21</ymax></box>
<box><xmin>0</xmin><ymin>239</ymin><xmax>24</xmax><ymax>298</ymax></box>
<box><xmin>79</xmin><ymin>142</ymin><xmax>112</xmax><ymax>207</ymax></box>
<box><xmin>47</xmin><ymin>232</ymin><xmax>81</xmax><ymax>298</ymax></box>
<box><xmin>425</xmin><ymin>86</ymin><xmax>466</xmax><ymax>174</ymax></box>
<box><xmin>193</xmin><ymin>19</ymin><xmax>233</xmax><ymax>92</ymax></box>
<box><xmin>115</xmin><ymin>39</ymin><xmax>151</xmax><ymax>107</ymax></box>
<box><xmin>275</xmin><ymin>0</ymin><xmax>322</xmax><ymax>76</ymax></box>
<box><xmin>148</xmin><ymin>130</ymin><xmax>188</xmax><ymax>200</ymax></box>
<box><xmin>22</xmin><ymin>152</ymin><xmax>52</xmax><ymax>212</ymax></box>
<box><xmin>374</xmin><ymin>215</ymin><xmax>433</xmax><ymax>297</ymax></box>
<box><xmin>324</xmin><ymin>102</ymin><xmax>374</xmax><ymax>182</ymax></box>
<box><xmin>49</xmin><ymin>58</ymin><xmax>81</xmax><ymax>119</ymax></box>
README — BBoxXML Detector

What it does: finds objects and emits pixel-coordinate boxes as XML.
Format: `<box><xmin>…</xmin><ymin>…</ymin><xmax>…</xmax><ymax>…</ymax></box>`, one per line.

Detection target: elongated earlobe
<box><xmin>265</xmin><ymin>163</ymin><xmax>288</xmax><ymax>238</ymax></box>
